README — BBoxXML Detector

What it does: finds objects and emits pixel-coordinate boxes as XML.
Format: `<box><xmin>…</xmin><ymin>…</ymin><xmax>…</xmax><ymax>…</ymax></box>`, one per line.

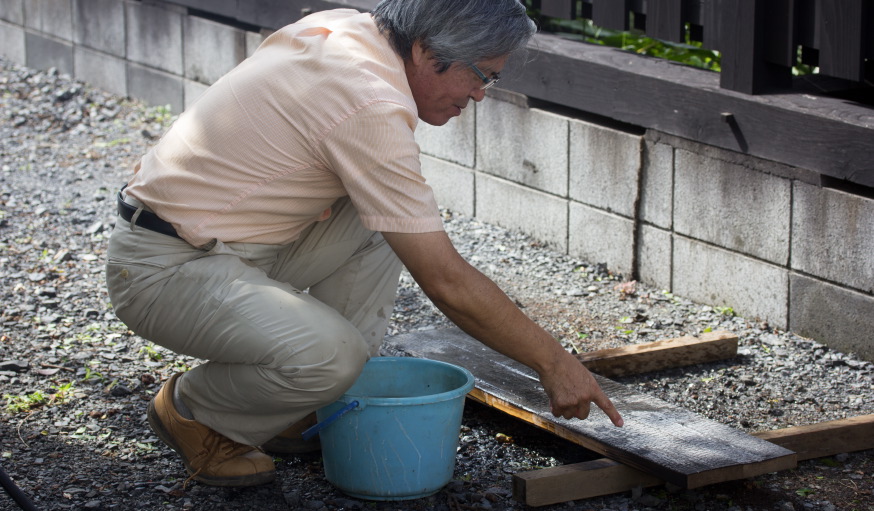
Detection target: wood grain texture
<box><xmin>513</xmin><ymin>458</ymin><xmax>662</xmax><ymax>506</ymax></box>
<box><xmin>754</xmin><ymin>414</ymin><xmax>874</xmax><ymax>462</ymax></box>
<box><xmin>648</xmin><ymin>0</ymin><xmax>684</xmax><ymax>43</ymax></box>
<box><xmin>384</xmin><ymin>328</ymin><xmax>796</xmax><ymax>489</ymax></box>
<box><xmin>818</xmin><ymin>0</ymin><xmax>866</xmax><ymax>81</ymax></box>
<box><xmin>513</xmin><ymin>414</ymin><xmax>874</xmax><ymax>506</ymax></box>
<box><xmin>540</xmin><ymin>0</ymin><xmax>576</xmax><ymax>20</ymax></box>
<box><xmin>576</xmin><ymin>330</ymin><xmax>738</xmax><ymax>377</ymax></box>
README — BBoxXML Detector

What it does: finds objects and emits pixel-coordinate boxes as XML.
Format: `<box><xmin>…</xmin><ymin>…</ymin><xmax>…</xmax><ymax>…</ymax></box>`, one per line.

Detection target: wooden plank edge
<box><xmin>577</xmin><ymin>331</ymin><xmax>739</xmax><ymax>378</ymax></box>
<box><xmin>512</xmin><ymin>414</ymin><xmax>874</xmax><ymax>506</ymax></box>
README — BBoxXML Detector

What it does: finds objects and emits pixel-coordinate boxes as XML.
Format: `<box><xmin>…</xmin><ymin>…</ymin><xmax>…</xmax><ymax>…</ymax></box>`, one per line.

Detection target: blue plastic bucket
<box><xmin>316</xmin><ymin>357</ymin><xmax>475</xmax><ymax>500</ymax></box>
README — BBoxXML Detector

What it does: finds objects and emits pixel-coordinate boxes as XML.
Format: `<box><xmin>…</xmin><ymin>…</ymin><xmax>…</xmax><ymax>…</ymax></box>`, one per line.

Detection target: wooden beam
<box><xmin>513</xmin><ymin>414</ymin><xmax>874</xmax><ymax>506</ymax></box>
<box><xmin>577</xmin><ymin>330</ymin><xmax>738</xmax><ymax>377</ymax></box>
<box><xmin>753</xmin><ymin>414</ymin><xmax>874</xmax><ymax>462</ymax></box>
<box><xmin>384</xmin><ymin>328</ymin><xmax>796</xmax><ymax>490</ymax></box>
<box><xmin>513</xmin><ymin>458</ymin><xmax>661</xmax><ymax>506</ymax></box>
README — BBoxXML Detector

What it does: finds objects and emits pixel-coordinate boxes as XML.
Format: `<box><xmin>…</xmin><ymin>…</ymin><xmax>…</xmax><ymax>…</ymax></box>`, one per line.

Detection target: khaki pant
<box><xmin>106</xmin><ymin>196</ymin><xmax>402</xmax><ymax>445</ymax></box>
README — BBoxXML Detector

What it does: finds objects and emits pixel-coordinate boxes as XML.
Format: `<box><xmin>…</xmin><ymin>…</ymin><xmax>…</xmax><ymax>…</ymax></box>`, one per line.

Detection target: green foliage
<box><xmin>532</xmin><ymin>13</ymin><xmax>721</xmax><ymax>72</ymax></box>
<box><xmin>527</xmin><ymin>6</ymin><xmax>819</xmax><ymax>76</ymax></box>
<box><xmin>139</xmin><ymin>343</ymin><xmax>163</xmax><ymax>362</ymax></box>
<box><xmin>4</xmin><ymin>382</ymin><xmax>75</xmax><ymax>414</ymax></box>
<box><xmin>714</xmin><ymin>306</ymin><xmax>735</xmax><ymax>317</ymax></box>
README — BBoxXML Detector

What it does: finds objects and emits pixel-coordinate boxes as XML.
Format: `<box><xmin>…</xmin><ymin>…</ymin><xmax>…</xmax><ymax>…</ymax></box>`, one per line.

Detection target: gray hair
<box><xmin>372</xmin><ymin>0</ymin><xmax>536</xmax><ymax>72</ymax></box>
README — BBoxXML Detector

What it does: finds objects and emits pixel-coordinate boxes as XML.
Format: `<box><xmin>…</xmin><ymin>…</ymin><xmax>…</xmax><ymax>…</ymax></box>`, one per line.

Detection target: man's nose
<box><xmin>470</xmin><ymin>87</ymin><xmax>486</xmax><ymax>102</ymax></box>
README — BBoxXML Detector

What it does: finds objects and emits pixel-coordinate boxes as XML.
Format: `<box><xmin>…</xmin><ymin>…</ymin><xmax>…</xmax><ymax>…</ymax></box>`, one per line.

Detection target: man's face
<box><xmin>405</xmin><ymin>43</ymin><xmax>508</xmax><ymax>126</ymax></box>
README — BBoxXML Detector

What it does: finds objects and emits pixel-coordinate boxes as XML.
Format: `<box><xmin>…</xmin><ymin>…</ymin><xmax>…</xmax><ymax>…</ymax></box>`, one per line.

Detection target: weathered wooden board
<box><xmin>384</xmin><ymin>328</ymin><xmax>796</xmax><ymax>489</ymax></box>
<box><xmin>576</xmin><ymin>330</ymin><xmax>737</xmax><ymax>377</ymax></box>
<box><xmin>513</xmin><ymin>414</ymin><xmax>874</xmax><ymax>506</ymax></box>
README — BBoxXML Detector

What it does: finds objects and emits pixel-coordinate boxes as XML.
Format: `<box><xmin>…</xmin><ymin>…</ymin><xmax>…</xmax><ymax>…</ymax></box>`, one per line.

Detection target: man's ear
<box><xmin>410</xmin><ymin>40</ymin><xmax>429</xmax><ymax>67</ymax></box>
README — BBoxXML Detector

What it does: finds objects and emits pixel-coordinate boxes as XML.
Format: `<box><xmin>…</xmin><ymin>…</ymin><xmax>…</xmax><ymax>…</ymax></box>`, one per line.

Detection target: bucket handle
<box><xmin>301</xmin><ymin>400</ymin><xmax>360</xmax><ymax>441</ymax></box>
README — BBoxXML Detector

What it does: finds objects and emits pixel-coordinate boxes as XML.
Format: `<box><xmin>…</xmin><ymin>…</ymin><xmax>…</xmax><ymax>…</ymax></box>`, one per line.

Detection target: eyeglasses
<box><xmin>469</xmin><ymin>63</ymin><xmax>500</xmax><ymax>90</ymax></box>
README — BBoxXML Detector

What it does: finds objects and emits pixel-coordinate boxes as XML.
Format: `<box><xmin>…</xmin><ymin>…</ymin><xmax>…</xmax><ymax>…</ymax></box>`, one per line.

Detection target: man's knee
<box><xmin>271</xmin><ymin>321</ymin><xmax>370</xmax><ymax>403</ymax></box>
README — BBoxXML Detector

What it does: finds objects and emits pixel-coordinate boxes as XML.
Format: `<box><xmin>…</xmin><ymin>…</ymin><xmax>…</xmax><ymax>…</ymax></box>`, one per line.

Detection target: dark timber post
<box><xmin>715</xmin><ymin>0</ymin><xmax>793</xmax><ymax>94</ymax></box>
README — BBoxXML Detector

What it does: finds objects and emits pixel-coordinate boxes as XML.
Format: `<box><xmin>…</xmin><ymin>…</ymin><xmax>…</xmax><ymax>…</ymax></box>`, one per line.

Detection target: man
<box><xmin>106</xmin><ymin>0</ymin><xmax>623</xmax><ymax>488</ymax></box>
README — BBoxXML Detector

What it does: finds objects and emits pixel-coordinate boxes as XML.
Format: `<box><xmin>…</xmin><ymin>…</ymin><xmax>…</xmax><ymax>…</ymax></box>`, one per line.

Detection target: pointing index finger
<box><xmin>593</xmin><ymin>393</ymin><xmax>624</xmax><ymax>427</ymax></box>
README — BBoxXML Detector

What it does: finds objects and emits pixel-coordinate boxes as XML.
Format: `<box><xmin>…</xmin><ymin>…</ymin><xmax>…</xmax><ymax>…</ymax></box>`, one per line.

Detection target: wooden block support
<box><xmin>513</xmin><ymin>414</ymin><xmax>874</xmax><ymax>506</ymax></box>
<box><xmin>753</xmin><ymin>414</ymin><xmax>874</xmax><ymax>462</ymax></box>
<box><xmin>577</xmin><ymin>330</ymin><xmax>738</xmax><ymax>377</ymax></box>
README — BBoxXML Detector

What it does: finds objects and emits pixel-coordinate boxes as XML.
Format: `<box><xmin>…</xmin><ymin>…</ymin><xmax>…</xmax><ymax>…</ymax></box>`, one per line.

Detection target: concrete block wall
<box><xmin>417</xmin><ymin>91</ymin><xmax>874</xmax><ymax>360</ymax></box>
<box><xmin>0</xmin><ymin>0</ymin><xmax>267</xmax><ymax>114</ymax></box>
<box><xmin>2</xmin><ymin>0</ymin><xmax>871</xmax><ymax>360</ymax></box>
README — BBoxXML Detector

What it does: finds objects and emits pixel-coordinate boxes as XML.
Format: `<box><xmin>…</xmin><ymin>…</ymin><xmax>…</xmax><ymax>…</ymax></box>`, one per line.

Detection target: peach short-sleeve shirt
<box><xmin>124</xmin><ymin>9</ymin><xmax>444</xmax><ymax>247</ymax></box>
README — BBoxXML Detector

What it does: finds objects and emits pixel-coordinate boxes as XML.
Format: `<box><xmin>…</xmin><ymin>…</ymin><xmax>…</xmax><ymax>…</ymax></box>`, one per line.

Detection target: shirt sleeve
<box><xmin>317</xmin><ymin>100</ymin><xmax>445</xmax><ymax>234</ymax></box>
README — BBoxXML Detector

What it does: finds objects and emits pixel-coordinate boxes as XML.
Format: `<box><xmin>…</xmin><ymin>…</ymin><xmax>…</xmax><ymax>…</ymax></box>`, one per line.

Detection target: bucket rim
<box><xmin>338</xmin><ymin>356</ymin><xmax>475</xmax><ymax>407</ymax></box>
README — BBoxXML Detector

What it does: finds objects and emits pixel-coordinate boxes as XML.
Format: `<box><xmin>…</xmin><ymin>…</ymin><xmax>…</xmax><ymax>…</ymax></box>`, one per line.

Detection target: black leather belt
<box><xmin>116</xmin><ymin>190</ymin><xmax>182</xmax><ymax>239</ymax></box>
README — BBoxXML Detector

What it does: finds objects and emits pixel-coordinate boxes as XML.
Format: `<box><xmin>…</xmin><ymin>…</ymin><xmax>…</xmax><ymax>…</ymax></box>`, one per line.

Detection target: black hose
<box><xmin>0</xmin><ymin>462</ymin><xmax>39</xmax><ymax>511</ymax></box>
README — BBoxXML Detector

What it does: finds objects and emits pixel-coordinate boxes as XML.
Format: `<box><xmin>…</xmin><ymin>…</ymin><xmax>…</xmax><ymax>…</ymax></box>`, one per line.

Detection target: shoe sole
<box><xmin>147</xmin><ymin>398</ymin><xmax>275</xmax><ymax>487</ymax></box>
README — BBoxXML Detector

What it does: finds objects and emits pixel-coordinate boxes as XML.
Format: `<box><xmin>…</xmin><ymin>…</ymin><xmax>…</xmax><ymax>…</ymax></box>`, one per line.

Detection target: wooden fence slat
<box><xmin>540</xmin><ymin>0</ymin><xmax>576</xmax><ymax>20</ymax></box>
<box><xmin>818</xmin><ymin>0</ymin><xmax>867</xmax><ymax>82</ymax></box>
<box><xmin>592</xmin><ymin>0</ymin><xmax>630</xmax><ymax>31</ymax></box>
<box><xmin>716</xmin><ymin>0</ymin><xmax>792</xmax><ymax>93</ymax></box>
<box><xmin>763</xmin><ymin>0</ymin><xmax>795</xmax><ymax>67</ymax></box>
<box><xmin>648</xmin><ymin>0</ymin><xmax>684</xmax><ymax>43</ymax></box>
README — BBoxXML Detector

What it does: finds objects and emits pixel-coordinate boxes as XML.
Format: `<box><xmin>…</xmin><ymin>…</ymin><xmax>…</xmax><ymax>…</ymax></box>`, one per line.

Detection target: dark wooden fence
<box><xmin>536</xmin><ymin>0</ymin><xmax>873</xmax><ymax>95</ymax></box>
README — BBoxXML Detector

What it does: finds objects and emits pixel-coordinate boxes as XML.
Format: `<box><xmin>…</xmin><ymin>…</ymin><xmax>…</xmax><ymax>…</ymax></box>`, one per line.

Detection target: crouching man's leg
<box><xmin>108</xmin><ymin>228</ymin><xmax>370</xmax><ymax>486</ymax></box>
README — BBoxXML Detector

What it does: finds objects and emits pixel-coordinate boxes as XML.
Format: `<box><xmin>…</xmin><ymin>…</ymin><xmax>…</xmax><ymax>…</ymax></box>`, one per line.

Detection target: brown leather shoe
<box><xmin>147</xmin><ymin>373</ymin><xmax>275</xmax><ymax>487</ymax></box>
<box><xmin>260</xmin><ymin>412</ymin><xmax>321</xmax><ymax>454</ymax></box>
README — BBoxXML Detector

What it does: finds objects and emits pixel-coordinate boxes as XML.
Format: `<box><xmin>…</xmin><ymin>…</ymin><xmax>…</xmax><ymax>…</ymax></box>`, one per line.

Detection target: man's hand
<box><xmin>538</xmin><ymin>350</ymin><xmax>624</xmax><ymax>427</ymax></box>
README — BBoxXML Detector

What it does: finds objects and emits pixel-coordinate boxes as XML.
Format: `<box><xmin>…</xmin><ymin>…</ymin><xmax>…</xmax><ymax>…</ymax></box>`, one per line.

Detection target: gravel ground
<box><xmin>1</xmin><ymin>57</ymin><xmax>872</xmax><ymax>511</ymax></box>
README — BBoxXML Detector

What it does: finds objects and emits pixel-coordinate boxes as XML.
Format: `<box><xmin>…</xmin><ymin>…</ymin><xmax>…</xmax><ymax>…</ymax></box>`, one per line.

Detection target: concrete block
<box><xmin>791</xmin><ymin>182</ymin><xmax>874</xmax><ymax>294</ymax></box>
<box><xmin>245</xmin><ymin>30</ymin><xmax>267</xmax><ymax>58</ymax></box>
<box><xmin>235</xmin><ymin>0</ymin><xmax>297</xmax><ymax>31</ymax></box>
<box><xmin>476</xmin><ymin>98</ymin><xmax>568</xmax><ymax>196</ymax></box>
<box><xmin>476</xmin><ymin>174</ymin><xmax>568</xmax><ymax>252</ymax></box>
<box><xmin>25</xmin><ymin>31</ymin><xmax>73</xmax><ymax>76</ymax></box>
<box><xmin>0</xmin><ymin>0</ymin><xmax>24</xmax><ymax>25</ymax></box>
<box><xmin>569</xmin><ymin>119</ymin><xmax>642</xmax><ymax>218</ymax></box>
<box><xmin>127</xmin><ymin>62</ymin><xmax>184</xmax><ymax>114</ymax></box>
<box><xmin>569</xmin><ymin>202</ymin><xmax>635</xmax><ymax>278</ymax></box>
<box><xmin>640</xmin><ymin>141</ymin><xmax>673</xmax><ymax>229</ymax></box>
<box><xmin>790</xmin><ymin>274</ymin><xmax>874</xmax><ymax>360</ymax></box>
<box><xmin>72</xmin><ymin>0</ymin><xmax>124</xmax><ymax>56</ymax></box>
<box><xmin>674</xmin><ymin>149</ymin><xmax>790</xmax><ymax>265</ymax></box>
<box><xmin>673</xmin><ymin>236</ymin><xmax>788</xmax><ymax>328</ymax></box>
<box><xmin>420</xmin><ymin>155</ymin><xmax>474</xmax><ymax>217</ymax></box>
<box><xmin>74</xmin><ymin>46</ymin><xmax>126</xmax><ymax>97</ymax></box>
<box><xmin>415</xmin><ymin>105</ymin><xmax>475</xmax><ymax>168</ymax></box>
<box><xmin>183</xmin><ymin>79</ymin><xmax>210</xmax><ymax>110</ymax></box>
<box><xmin>24</xmin><ymin>0</ymin><xmax>72</xmax><ymax>41</ymax></box>
<box><xmin>183</xmin><ymin>15</ymin><xmax>246</xmax><ymax>85</ymax></box>
<box><xmin>0</xmin><ymin>20</ymin><xmax>25</xmax><ymax>64</ymax></box>
<box><xmin>637</xmin><ymin>224</ymin><xmax>672</xmax><ymax>291</ymax></box>
<box><xmin>125</xmin><ymin>0</ymin><xmax>183</xmax><ymax>75</ymax></box>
